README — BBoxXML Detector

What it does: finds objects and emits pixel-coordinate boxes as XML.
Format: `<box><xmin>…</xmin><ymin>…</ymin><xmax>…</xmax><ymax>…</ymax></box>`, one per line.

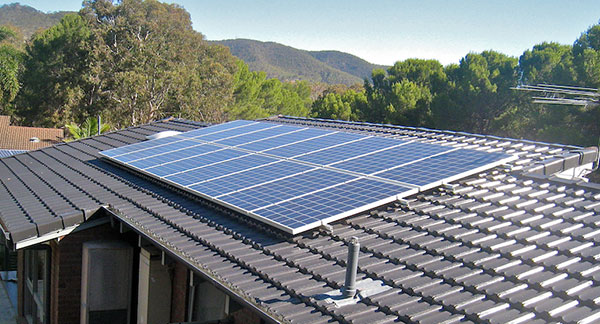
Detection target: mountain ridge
<box><xmin>0</xmin><ymin>3</ymin><xmax>72</xmax><ymax>40</ymax></box>
<box><xmin>0</xmin><ymin>3</ymin><xmax>387</xmax><ymax>86</ymax></box>
<box><xmin>212</xmin><ymin>38</ymin><xmax>387</xmax><ymax>85</ymax></box>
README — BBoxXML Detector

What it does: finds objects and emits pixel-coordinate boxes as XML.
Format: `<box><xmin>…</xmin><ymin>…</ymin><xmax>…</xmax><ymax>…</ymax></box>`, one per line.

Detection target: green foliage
<box><xmin>574</xmin><ymin>24</ymin><xmax>600</xmax><ymax>88</ymax></box>
<box><xmin>0</xmin><ymin>25</ymin><xmax>16</xmax><ymax>42</ymax></box>
<box><xmin>17</xmin><ymin>13</ymin><xmax>92</xmax><ymax>127</ymax></box>
<box><xmin>311</xmin><ymin>89</ymin><xmax>366</xmax><ymax>121</ymax></box>
<box><xmin>0</xmin><ymin>25</ymin><xmax>23</xmax><ymax>116</ymax></box>
<box><xmin>65</xmin><ymin>116</ymin><xmax>110</xmax><ymax>140</ymax></box>
<box><xmin>520</xmin><ymin>42</ymin><xmax>577</xmax><ymax>85</ymax></box>
<box><xmin>446</xmin><ymin>51</ymin><xmax>518</xmax><ymax>133</ymax></box>
<box><xmin>360</xmin><ymin>62</ymin><xmax>436</xmax><ymax>126</ymax></box>
<box><xmin>227</xmin><ymin>60</ymin><xmax>311</xmax><ymax>119</ymax></box>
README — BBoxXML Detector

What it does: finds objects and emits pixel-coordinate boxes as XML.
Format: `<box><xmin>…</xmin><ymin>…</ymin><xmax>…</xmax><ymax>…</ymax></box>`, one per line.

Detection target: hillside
<box><xmin>0</xmin><ymin>3</ymin><xmax>72</xmax><ymax>40</ymax></box>
<box><xmin>213</xmin><ymin>39</ymin><xmax>385</xmax><ymax>85</ymax></box>
<box><xmin>308</xmin><ymin>50</ymin><xmax>387</xmax><ymax>81</ymax></box>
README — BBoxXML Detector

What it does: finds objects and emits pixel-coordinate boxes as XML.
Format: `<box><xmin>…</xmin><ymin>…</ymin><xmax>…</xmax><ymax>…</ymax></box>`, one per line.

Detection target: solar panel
<box><xmin>100</xmin><ymin>120</ymin><xmax>515</xmax><ymax>234</ymax></box>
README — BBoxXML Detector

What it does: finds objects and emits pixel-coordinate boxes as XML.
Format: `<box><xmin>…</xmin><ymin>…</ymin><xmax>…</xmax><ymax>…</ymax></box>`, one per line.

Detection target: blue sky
<box><xmin>3</xmin><ymin>0</ymin><xmax>600</xmax><ymax>65</ymax></box>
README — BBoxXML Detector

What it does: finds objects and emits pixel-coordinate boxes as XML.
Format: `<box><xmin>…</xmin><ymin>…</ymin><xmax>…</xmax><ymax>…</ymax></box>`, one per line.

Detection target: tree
<box><xmin>17</xmin><ymin>14</ymin><xmax>92</xmax><ymax>127</ymax></box>
<box><xmin>520</xmin><ymin>42</ymin><xmax>577</xmax><ymax>85</ymax></box>
<box><xmin>311</xmin><ymin>89</ymin><xmax>366</xmax><ymax>121</ymax></box>
<box><xmin>0</xmin><ymin>26</ymin><xmax>22</xmax><ymax>115</ymax></box>
<box><xmin>65</xmin><ymin>116</ymin><xmax>110</xmax><ymax>140</ymax></box>
<box><xmin>82</xmin><ymin>0</ymin><xmax>213</xmax><ymax>127</ymax></box>
<box><xmin>446</xmin><ymin>51</ymin><xmax>518</xmax><ymax>134</ymax></box>
<box><xmin>573</xmin><ymin>23</ymin><xmax>600</xmax><ymax>87</ymax></box>
<box><xmin>361</xmin><ymin>61</ymin><xmax>438</xmax><ymax>127</ymax></box>
<box><xmin>227</xmin><ymin>60</ymin><xmax>311</xmax><ymax>120</ymax></box>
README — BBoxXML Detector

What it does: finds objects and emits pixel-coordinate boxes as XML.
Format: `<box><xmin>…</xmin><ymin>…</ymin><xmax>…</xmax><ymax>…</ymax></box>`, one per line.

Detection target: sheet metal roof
<box><xmin>1</xmin><ymin>116</ymin><xmax>600</xmax><ymax>323</ymax></box>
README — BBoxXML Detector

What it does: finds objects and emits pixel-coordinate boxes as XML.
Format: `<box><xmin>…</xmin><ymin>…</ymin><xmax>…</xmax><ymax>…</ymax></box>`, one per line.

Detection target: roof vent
<box><xmin>145</xmin><ymin>130</ymin><xmax>181</xmax><ymax>140</ymax></box>
<box><xmin>29</xmin><ymin>137</ymin><xmax>40</xmax><ymax>143</ymax></box>
<box><xmin>343</xmin><ymin>237</ymin><xmax>360</xmax><ymax>298</ymax></box>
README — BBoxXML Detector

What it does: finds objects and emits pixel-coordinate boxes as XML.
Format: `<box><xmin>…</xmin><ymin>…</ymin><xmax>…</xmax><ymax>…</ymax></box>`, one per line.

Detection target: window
<box><xmin>23</xmin><ymin>247</ymin><xmax>50</xmax><ymax>324</ymax></box>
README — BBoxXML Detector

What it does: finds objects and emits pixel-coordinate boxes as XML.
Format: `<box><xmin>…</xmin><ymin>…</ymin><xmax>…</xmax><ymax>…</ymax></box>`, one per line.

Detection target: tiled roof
<box><xmin>0</xmin><ymin>115</ymin><xmax>64</xmax><ymax>150</ymax></box>
<box><xmin>1</xmin><ymin>116</ymin><xmax>600</xmax><ymax>323</ymax></box>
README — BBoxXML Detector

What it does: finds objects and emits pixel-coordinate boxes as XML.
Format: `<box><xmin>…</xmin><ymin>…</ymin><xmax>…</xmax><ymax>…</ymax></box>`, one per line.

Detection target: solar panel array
<box><xmin>100</xmin><ymin>120</ymin><xmax>514</xmax><ymax>234</ymax></box>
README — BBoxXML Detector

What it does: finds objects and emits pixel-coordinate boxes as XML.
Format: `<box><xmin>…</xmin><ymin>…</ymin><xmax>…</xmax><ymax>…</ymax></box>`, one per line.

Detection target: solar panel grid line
<box><xmin>125</xmin><ymin>141</ymin><xmax>208</xmax><ymax>164</ymax></box>
<box><xmin>230</xmin><ymin>126</ymin><xmax>308</xmax><ymax>147</ymax></box>
<box><xmin>292</xmin><ymin>187</ymin><xmax>418</xmax><ymax>232</ymax></box>
<box><xmin>145</xmin><ymin>147</ymin><xmax>238</xmax><ymax>177</ymax></box>
<box><xmin>189</xmin><ymin>161</ymin><xmax>315</xmax><ymax>197</ymax></box>
<box><xmin>188</xmin><ymin>123</ymin><xmax>283</xmax><ymax>144</ymax></box>
<box><xmin>164</xmin><ymin>153</ymin><xmax>278</xmax><ymax>186</ymax></box>
<box><xmin>245</xmin><ymin>130</ymin><xmax>333</xmax><ymax>151</ymax></box>
<box><xmin>377</xmin><ymin>149</ymin><xmax>517</xmax><ymax>191</ymax></box>
<box><xmin>319</xmin><ymin>139</ymin><xmax>412</xmax><ymax>167</ymax></box>
<box><xmin>249</xmin><ymin>175</ymin><xmax>372</xmax><ymax>213</ymax></box>
<box><xmin>102</xmin><ymin>120</ymin><xmax>257</xmax><ymax>158</ymax></box>
<box><xmin>100</xmin><ymin>135</ymin><xmax>185</xmax><ymax>159</ymax></box>
<box><xmin>176</xmin><ymin>121</ymin><xmax>279</xmax><ymax>143</ymax></box>
<box><xmin>174</xmin><ymin>120</ymin><xmax>259</xmax><ymax>139</ymax></box>
<box><xmin>265</xmin><ymin>133</ymin><xmax>368</xmax><ymax>161</ymax></box>
<box><xmin>184</xmin><ymin>158</ymin><xmax>301</xmax><ymax>188</ymax></box>
<box><xmin>212</xmin><ymin>165</ymin><xmax>320</xmax><ymax>198</ymax></box>
<box><xmin>212</xmin><ymin>124</ymin><xmax>310</xmax><ymax>146</ymax></box>
<box><xmin>369</xmin><ymin>146</ymin><xmax>462</xmax><ymax>178</ymax></box>
<box><xmin>249</xmin><ymin>178</ymin><xmax>415</xmax><ymax>234</ymax></box>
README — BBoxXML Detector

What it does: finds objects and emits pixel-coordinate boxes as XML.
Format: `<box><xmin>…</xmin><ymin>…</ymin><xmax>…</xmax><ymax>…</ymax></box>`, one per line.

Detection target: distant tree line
<box><xmin>313</xmin><ymin>25</ymin><xmax>600</xmax><ymax>147</ymax></box>
<box><xmin>0</xmin><ymin>0</ymin><xmax>599</xmax><ymax>147</ymax></box>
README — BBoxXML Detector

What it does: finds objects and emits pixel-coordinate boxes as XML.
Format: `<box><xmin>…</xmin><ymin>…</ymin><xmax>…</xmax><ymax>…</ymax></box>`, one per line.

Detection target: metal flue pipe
<box><xmin>343</xmin><ymin>237</ymin><xmax>360</xmax><ymax>298</ymax></box>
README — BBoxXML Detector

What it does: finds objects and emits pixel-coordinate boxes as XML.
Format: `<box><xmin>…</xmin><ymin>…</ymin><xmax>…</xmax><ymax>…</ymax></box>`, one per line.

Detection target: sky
<box><xmin>3</xmin><ymin>0</ymin><xmax>600</xmax><ymax>65</ymax></box>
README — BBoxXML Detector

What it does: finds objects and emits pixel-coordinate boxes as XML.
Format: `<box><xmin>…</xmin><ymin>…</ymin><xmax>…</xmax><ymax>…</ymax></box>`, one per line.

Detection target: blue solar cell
<box><xmin>100</xmin><ymin>135</ymin><xmax>182</xmax><ymax>158</ymax></box>
<box><xmin>165</xmin><ymin>153</ymin><xmax>277</xmax><ymax>187</ymax></box>
<box><xmin>217</xmin><ymin>169</ymin><xmax>357</xmax><ymax>211</ymax></box>
<box><xmin>330</xmin><ymin>142</ymin><xmax>454</xmax><ymax>174</ymax></box>
<box><xmin>188</xmin><ymin>160</ymin><xmax>314</xmax><ymax>197</ymax></box>
<box><xmin>189</xmin><ymin>122</ymin><xmax>277</xmax><ymax>142</ymax></box>
<box><xmin>146</xmin><ymin>148</ymin><xmax>248</xmax><ymax>177</ymax></box>
<box><xmin>129</xmin><ymin>144</ymin><xmax>221</xmax><ymax>169</ymax></box>
<box><xmin>236</xmin><ymin>128</ymin><xmax>331</xmax><ymax>152</ymax></box>
<box><xmin>176</xmin><ymin>120</ymin><xmax>257</xmax><ymax>138</ymax></box>
<box><xmin>263</xmin><ymin>132</ymin><xmax>364</xmax><ymax>158</ymax></box>
<box><xmin>115</xmin><ymin>139</ymin><xmax>200</xmax><ymax>163</ymax></box>
<box><xmin>252</xmin><ymin>178</ymin><xmax>411</xmax><ymax>227</ymax></box>
<box><xmin>295</xmin><ymin>136</ymin><xmax>406</xmax><ymax>165</ymax></box>
<box><xmin>214</xmin><ymin>125</ymin><xmax>302</xmax><ymax>146</ymax></box>
<box><xmin>376</xmin><ymin>149</ymin><xmax>510</xmax><ymax>186</ymax></box>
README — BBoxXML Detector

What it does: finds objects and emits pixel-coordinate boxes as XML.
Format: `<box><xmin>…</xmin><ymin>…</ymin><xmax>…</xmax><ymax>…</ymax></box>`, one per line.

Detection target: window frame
<box><xmin>23</xmin><ymin>245</ymin><xmax>51</xmax><ymax>324</ymax></box>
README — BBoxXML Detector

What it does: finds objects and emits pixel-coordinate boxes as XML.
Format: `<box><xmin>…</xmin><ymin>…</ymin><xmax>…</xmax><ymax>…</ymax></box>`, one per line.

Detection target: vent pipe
<box><xmin>343</xmin><ymin>237</ymin><xmax>360</xmax><ymax>298</ymax></box>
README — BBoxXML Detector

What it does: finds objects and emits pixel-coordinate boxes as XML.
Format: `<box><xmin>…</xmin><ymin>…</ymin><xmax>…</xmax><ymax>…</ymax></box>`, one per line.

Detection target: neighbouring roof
<box><xmin>2</xmin><ymin>116</ymin><xmax>600</xmax><ymax>323</ymax></box>
<box><xmin>0</xmin><ymin>115</ymin><xmax>64</xmax><ymax>150</ymax></box>
<box><xmin>0</xmin><ymin>149</ymin><xmax>27</xmax><ymax>158</ymax></box>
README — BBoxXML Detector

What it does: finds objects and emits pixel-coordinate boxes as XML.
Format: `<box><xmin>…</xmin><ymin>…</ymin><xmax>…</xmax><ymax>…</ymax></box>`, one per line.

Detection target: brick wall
<box><xmin>170</xmin><ymin>261</ymin><xmax>188</xmax><ymax>322</ymax></box>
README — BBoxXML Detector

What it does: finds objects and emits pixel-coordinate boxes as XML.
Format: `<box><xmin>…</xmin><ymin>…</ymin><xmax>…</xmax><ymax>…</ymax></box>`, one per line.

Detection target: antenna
<box><xmin>512</xmin><ymin>84</ymin><xmax>600</xmax><ymax>108</ymax></box>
